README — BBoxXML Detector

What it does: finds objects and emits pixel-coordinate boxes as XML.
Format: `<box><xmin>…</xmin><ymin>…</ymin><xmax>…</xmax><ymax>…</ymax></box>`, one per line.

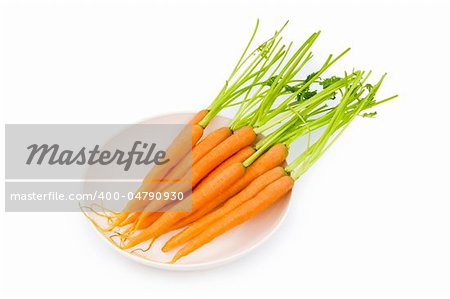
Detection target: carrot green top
<box><xmin>197</xmin><ymin>20</ymin><xmax>357</xmax><ymax>136</ymax></box>
<box><xmin>198</xmin><ymin>20</ymin><xmax>292</xmax><ymax>128</ymax></box>
<box><xmin>283</xmin><ymin>71</ymin><xmax>396</xmax><ymax>180</ymax></box>
<box><xmin>240</xmin><ymin>70</ymin><xmax>396</xmax><ymax>172</ymax></box>
<box><xmin>197</xmin><ymin>21</ymin><xmax>396</xmax><ymax>177</ymax></box>
<box><xmin>198</xmin><ymin>21</ymin><xmax>337</xmax><ymax>129</ymax></box>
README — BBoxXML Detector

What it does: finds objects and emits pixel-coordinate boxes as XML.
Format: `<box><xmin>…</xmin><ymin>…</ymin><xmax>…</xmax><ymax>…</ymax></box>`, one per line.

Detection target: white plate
<box><xmin>84</xmin><ymin>112</ymin><xmax>292</xmax><ymax>271</ymax></box>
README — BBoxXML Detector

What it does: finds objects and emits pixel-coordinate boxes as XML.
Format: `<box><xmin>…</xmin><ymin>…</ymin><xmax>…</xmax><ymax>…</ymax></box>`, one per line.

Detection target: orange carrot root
<box><xmin>171</xmin><ymin>175</ymin><xmax>294</xmax><ymax>263</ymax></box>
<box><xmin>163</xmin><ymin>166</ymin><xmax>286</xmax><ymax>252</ymax></box>
<box><xmin>192</xmin><ymin>127</ymin><xmax>232</xmax><ymax>164</ymax></box>
<box><xmin>199</xmin><ymin>146</ymin><xmax>256</xmax><ymax>186</ymax></box>
<box><xmin>188</xmin><ymin>109</ymin><xmax>209</xmax><ymax>125</ymax></box>
<box><xmin>107</xmin><ymin>111</ymin><xmax>206</xmax><ymax>231</ymax></box>
<box><xmin>183</xmin><ymin>143</ymin><xmax>288</xmax><ymax>223</ymax></box>
<box><xmin>190</xmin><ymin>126</ymin><xmax>256</xmax><ymax>187</ymax></box>
<box><xmin>122</xmin><ymin>163</ymin><xmax>246</xmax><ymax>249</ymax></box>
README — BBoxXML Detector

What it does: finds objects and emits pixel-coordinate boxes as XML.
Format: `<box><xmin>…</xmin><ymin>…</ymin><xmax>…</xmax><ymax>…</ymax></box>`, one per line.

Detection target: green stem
<box><xmin>200</xmin><ymin>24</ymin><xmax>290</xmax><ymax>128</ymax></box>
<box><xmin>288</xmin><ymin>72</ymin><xmax>393</xmax><ymax>180</ymax></box>
<box><xmin>253</xmin><ymin>74</ymin><xmax>352</xmax><ymax>134</ymax></box>
<box><xmin>252</xmin><ymin>33</ymin><xmax>320</xmax><ymax>126</ymax></box>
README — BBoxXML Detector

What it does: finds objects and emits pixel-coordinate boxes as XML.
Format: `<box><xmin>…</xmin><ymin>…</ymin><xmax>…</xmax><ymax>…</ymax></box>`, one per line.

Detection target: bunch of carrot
<box><xmin>86</xmin><ymin>21</ymin><xmax>396</xmax><ymax>263</ymax></box>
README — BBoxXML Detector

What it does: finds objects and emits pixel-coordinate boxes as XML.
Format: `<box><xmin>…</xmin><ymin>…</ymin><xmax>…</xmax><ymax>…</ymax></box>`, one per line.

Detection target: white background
<box><xmin>1</xmin><ymin>0</ymin><xmax>450</xmax><ymax>298</ymax></box>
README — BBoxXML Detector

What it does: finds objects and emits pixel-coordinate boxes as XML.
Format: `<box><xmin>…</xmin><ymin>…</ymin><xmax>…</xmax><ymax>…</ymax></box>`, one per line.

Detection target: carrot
<box><xmin>124</xmin><ymin>27</ymin><xmax>322</xmax><ymax>226</ymax></box>
<box><xmin>150</xmin><ymin>127</ymin><xmax>233</xmax><ymax>192</ymax></box>
<box><xmin>199</xmin><ymin>146</ymin><xmax>255</xmax><ymax>186</ymax></box>
<box><xmin>94</xmin><ymin>22</ymin><xmax>317</xmax><ymax>232</ymax></box>
<box><xmin>170</xmin><ymin>175</ymin><xmax>294</xmax><ymax>263</ymax></box>
<box><xmin>190</xmin><ymin>124</ymin><xmax>204</xmax><ymax>147</ymax></box>
<box><xmin>131</xmin><ymin>180</ymin><xmax>188</xmax><ymax>229</ymax></box>
<box><xmin>133</xmin><ymin>212</ymin><xmax>162</xmax><ymax>230</ymax></box>
<box><xmin>126</xmin><ymin>68</ymin><xmax>348</xmax><ymax>231</ymax></box>
<box><xmin>122</xmin><ymin>163</ymin><xmax>246</xmax><ymax>249</ymax></box>
<box><xmin>169</xmin><ymin>71</ymin><xmax>395</xmax><ymax>263</ymax></box>
<box><xmin>192</xmin><ymin>127</ymin><xmax>232</xmax><ymax>164</ymax></box>
<box><xmin>135</xmin><ymin>146</ymin><xmax>256</xmax><ymax>228</ymax></box>
<box><xmin>168</xmin><ymin>205</ymin><xmax>211</xmax><ymax>231</ymax></box>
<box><xmin>163</xmin><ymin>166</ymin><xmax>286</xmax><ymax>252</ymax></box>
<box><xmin>189</xmin><ymin>126</ymin><xmax>256</xmax><ymax>187</ymax></box>
<box><xmin>176</xmin><ymin>143</ymin><xmax>288</xmax><ymax>226</ymax></box>
<box><xmin>124</xmin><ymin>201</ymin><xmax>184</xmax><ymax>235</ymax></box>
<box><xmin>119</xmin><ymin>212</ymin><xmax>163</xmax><ymax>239</ymax></box>
<box><xmin>142</xmin><ymin>147</ymin><xmax>258</xmax><ymax>236</ymax></box>
<box><xmin>117</xmin><ymin>212</ymin><xmax>139</xmax><ymax>227</ymax></box>
<box><xmin>132</xmin><ymin>127</ymin><xmax>256</xmax><ymax>219</ymax></box>
<box><xmin>188</xmin><ymin>110</ymin><xmax>209</xmax><ymax>125</ymax></box>
<box><xmin>107</xmin><ymin>113</ymin><xmax>206</xmax><ymax>230</ymax></box>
